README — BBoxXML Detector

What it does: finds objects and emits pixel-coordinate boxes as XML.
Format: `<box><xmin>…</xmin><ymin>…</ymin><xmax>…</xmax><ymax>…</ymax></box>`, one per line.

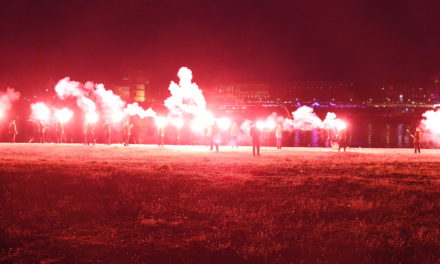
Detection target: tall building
<box><xmin>112</xmin><ymin>71</ymin><xmax>150</xmax><ymax>103</ymax></box>
<box><xmin>214</xmin><ymin>82</ymin><xmax>272</xmax><ymax>103</ymax></box>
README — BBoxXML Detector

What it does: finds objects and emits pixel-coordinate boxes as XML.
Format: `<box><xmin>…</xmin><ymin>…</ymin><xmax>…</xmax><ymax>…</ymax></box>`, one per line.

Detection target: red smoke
<box><xmin>0</xmin><ymin>88</ymin><xmax>20</xmax><ymax>119</ymax></box>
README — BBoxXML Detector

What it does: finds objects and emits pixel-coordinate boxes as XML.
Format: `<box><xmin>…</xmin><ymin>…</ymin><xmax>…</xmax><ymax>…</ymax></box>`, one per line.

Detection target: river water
<box><xmin>279</xmin><ymin>115</ymin><xmax>433</xmax><ymax>148</ymax></box>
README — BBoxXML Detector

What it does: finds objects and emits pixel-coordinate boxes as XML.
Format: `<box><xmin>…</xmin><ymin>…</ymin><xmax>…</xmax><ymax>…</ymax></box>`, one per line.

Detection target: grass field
<box><xmin>0</xmin><ymin>143</ymin><xmax>439</xmax><ymax>263</ymax></box>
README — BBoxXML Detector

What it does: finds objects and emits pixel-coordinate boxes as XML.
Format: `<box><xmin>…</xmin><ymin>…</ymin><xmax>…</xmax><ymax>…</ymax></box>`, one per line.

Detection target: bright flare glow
<box><xmin>336</xmin><ymin>120</ymin><xmax>347</xmax><ymax>131</ymax></box>
<box><xmin>54</xmin><ymin>108</ymin><xmax>74</xmax><ymax>124</ymax></box>
<box><xmin>191</xmin><ymin>118</ymin><xmax>205</xmax><ymax>133</ymax></box>
<box><xmin>111</xmin><ymin>111</ymin><xmax>124</xmax><ymax>123</ymax></box>
<box><xmin>190</xmin><ymin>111</ymin><xmax>215</xmax><ymax>132</ymax></box>
<box><xmin>421</xmin><ymin>109</ymin><xmax>440</xmax><ymax>134</ymax></box>
<box><xmin>265</xmin><ymin>119</ymin><xmax>277</xmax><ymax>130</ymax></box>
<box><xmin>85</xmin><ymin>111</ymin><xmax>98</xmax><ymax>124</ymax></box>
<box><xmin>172</xmin><ymin>118</ymin><xmax>184</xmax><ymax>129</ymax></box>
<box><xmin>155</xmin><ymin>116</ymin><xmax>168</xmax><ymax>128</ymax></box>
<box><xmin>30</xmin><ymin>102</ymin><xmax>51</xmax><ymax>122</ymax></box>
<box><xmin>217</xmin><ymin>117</ymin><xmax>231</xmax><ymax>131</ymax></box>
<box><xmin>201</xmin><ymin>112</ymin><xmax>215</xmax><ymax>127</ymax></box>
<box><xmin>256</xmin><ymin>121</ymin><xmax>264</xmax><ymax>130</ymax></box>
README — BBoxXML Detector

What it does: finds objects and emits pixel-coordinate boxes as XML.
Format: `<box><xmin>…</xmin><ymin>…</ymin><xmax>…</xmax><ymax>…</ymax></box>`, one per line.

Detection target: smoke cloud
<box><xmin>0</xmin><ymin>87</ymin><xmax>20</xmax><ymax>119</ymax></box>
<box><xmin>420</xmin><ymin>109</ymin><xmax>440</xmax><ymax>145</ymax></box>
<box><xmin>164</xmin><ymin>67</ymin><xmax>207</xmax><ymax>118</ymax></box>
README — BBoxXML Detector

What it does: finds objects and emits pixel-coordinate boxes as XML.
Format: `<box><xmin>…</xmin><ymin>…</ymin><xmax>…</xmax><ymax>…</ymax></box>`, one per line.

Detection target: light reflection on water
<box><xmin>282</xmin><ymin>121</ymin><xmax>417</xmax><ymax>148</ymax></box>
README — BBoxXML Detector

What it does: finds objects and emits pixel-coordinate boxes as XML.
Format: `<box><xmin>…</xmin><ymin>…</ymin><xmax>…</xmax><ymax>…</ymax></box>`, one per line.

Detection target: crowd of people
<box><xmin>4</xmin><ymin>119</ymin><xmax>424</xmax><ymax>155</ymax></box>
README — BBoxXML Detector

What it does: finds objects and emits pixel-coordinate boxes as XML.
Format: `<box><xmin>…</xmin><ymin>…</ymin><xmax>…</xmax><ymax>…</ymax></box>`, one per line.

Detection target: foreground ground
<box><xmin>0</xmin><ymin>144</ymin><xmax>439</xmax><ymax>263</ymax></box>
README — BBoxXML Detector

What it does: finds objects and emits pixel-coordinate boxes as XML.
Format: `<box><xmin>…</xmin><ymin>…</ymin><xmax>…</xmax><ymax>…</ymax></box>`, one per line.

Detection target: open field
<box><xmin>0</xmin><ymin>144</ymin><xmax>440</xmax><ymax>263</ymax></box>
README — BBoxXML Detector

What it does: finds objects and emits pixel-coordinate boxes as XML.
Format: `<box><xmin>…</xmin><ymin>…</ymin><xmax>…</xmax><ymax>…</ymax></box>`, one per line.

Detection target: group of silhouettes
<box><xmin>5</xmin><ymin>119</ymin><xmax>424</xmax><ymax>154</ymax></box>
<box><xmin>82</xmin><ymin>119</ymin><xmax>133</xmax><ymax>146</ymax></box>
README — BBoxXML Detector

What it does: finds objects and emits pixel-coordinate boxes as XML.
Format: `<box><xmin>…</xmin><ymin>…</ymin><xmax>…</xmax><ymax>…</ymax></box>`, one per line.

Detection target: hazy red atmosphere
<box><xmin>2</xmin><ymin>0</ymin><xmax>440</xmax><ymax>91</ymax></box>
<box><xmin>1</xmin><ymin>1</ymin><xmax>440</xmax><ymax>263</ymax></box>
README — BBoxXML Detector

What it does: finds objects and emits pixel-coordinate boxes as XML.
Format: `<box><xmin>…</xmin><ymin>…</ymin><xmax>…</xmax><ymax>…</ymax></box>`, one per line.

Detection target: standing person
<box><xmin>158</xmin><ymin>125</ymin><xmax>165</xmax><ymax>147</ymax></box>
<box><xmin>103</xmin><ymin>120</ymin><xmax>112</xmax><ymax>145</ymax></box>
<box><xmin>55</xmin><ymin>121</ymin><xmax>66</xmax><ymax>143</ymax></box>
<box><xmin>338</xmin><ymin>128</ymin><xmax>347</xmax><ymax>152</ymax></box>
<box><xmin>8</xmin><ymin>120</ymin><xmax>17</xmax><ymax>143</ymax></box>
<box><xmin>250</xmin><ymin>122</ymin><xmax>261</xmax><ymax>156</ymax></box>
<box><xmin>131</xmin><ymin>124</ymin><xmax>138</xmax><ymax>144</ymax></box>
<box><xmin>212</xmin><ymin>122</ymin><xmax>220</xmax><ymax>152</ymax></box>
<box><xmin>325</xmin><ymin>129</ymin><xmax>332</xmax><ymax>148</ymax></box>
<box><xmin>275</xmin><ymin>124</ymin><xmax>283</xmax><ymax>149</ymax></box>
<box><xmin>206</xmin><ymin>125</ymin><xmax>213</xmax><ymax>150</ymax></box>
<box><xmin>37</xmin><ymin>120</ymin><xmax>46</xmax><ymax>143</ymax></box>
<box><xmin>123</xmin><ymin>120</ymin><xmax>133</xmax><ymax>146</ymax></box>
<box><xmin>82</xmin><ymin>121</ymin><xmax>89</xmax><ymax>145</ymax></box>
<box><xmin>89</xmin><ymin>125</ymin><xmax>96</xmax><ymax>145</ymax></box>
<box><xmin>410</xmin><ymin>128</ymin><xmax>422</xmax><ymax>154</ymax></box>
<box><xmin>230</xmin><ymin>122</ymin><xmax>239</xmax><ymax>148</ymax></box>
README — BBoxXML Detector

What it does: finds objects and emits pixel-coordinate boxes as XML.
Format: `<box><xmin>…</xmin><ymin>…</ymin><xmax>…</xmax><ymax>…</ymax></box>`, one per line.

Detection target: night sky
<box><xmin>1</xmin><ymin>0</ymin><xmax>440</xmax><ymax>93</ymax></box>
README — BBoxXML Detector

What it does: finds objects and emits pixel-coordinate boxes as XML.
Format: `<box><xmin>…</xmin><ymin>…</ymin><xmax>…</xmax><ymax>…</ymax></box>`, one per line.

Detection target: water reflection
<box><xmin>386</xmin><ymin>124</ymin><xmax>390</xmax><ymax>146</ymax></box>
<box><xmin>368</xmin><ymin>124</ymin><xmax>372</xmax><ymax>146</ymax></box>
<box><xmin>397</xmin><ymin>124</ymin><xmax>403</xmax><ymax>146</ymax></box>
<box><xmin>283</xmin><ymin>118</ymin><xmax>419</xmax><ymax>148</ymax></box>
<box><xmin>311</xmin><ymin>129</ymin><xmax>319</xmax><ymax>147</ymax></box>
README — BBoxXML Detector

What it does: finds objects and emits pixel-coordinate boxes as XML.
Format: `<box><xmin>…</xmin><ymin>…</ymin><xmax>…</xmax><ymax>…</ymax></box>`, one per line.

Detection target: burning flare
<box><xmin>85</xmin><ymin>111</ymin><xmax>99</xmax><ymax>124</ymax></box>
<box><xmin>421</xmin><ymin>109</ymin><xmax>440</xmax><ymax>135</ymax></box>
<box><xmin>171</xmin><ymin>118</ymin><xmax>184</xmax><ymax>129</ymax></box>
<box><xmin>30</xmin><ymin>102</ymin><xmax>51</xmax><ymax>122</ymax></box>
<box><xmin>54</xmin><ymin>108</ymin><xmax>74</xmax><ymax>124</ymax></box>
<box><xmin>155</xmin><ymin>116</ymin><xmax>168</xmax><ymax>128</ymax></box>
<box><xmin>217</xmin><ymin>117</ymin><xmax>232</xmax><ymax>131</ymax></box>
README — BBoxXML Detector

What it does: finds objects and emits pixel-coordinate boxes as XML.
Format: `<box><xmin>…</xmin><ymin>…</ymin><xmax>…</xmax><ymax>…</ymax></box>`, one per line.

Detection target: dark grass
<box><xmin>0</xmin><ymin>144</ymin><xmax>439</xmax><ymax>263</ymax></box>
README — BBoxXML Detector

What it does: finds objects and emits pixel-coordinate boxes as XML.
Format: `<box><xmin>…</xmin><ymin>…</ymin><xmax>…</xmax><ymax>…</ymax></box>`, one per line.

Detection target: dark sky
<box><xmin>1</xmin><ymin>0</ymin><xmax>440</xmax><ymax>93</ymax></box>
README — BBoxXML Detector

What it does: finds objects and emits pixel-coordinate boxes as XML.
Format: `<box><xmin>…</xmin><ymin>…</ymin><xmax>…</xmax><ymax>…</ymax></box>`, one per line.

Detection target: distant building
<box><xmin>214</xmin><ymin>82</ymin><xmax>272</xmax><ymax>103</ymax></box>
<box><xmin>112</xmin><ymin>71</ymin><xmax>151</xmax><ymax>103</ymax></box>
<box><xmin>281</xmin><ymin>81</ymin><xmax>355</xmax><ymax>102</ymax></box>
<box><xmin>378</xmin><ymin>84</ymin><xmax>433</xmax><ymax>104</ymax></box>
<box><xmin>213</xmin><ymin>80</ymin><xmax>355</xmax><ymax>104</ymax></box>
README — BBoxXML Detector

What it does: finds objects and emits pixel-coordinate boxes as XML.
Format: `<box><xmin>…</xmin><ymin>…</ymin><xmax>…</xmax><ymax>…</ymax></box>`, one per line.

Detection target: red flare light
<box><xmin>172</xmin><ymin>118</ymin><xmax>184</xmax><ymax>129</ymax></box>
<box><xmin>85</xmin><ymin>112</ymin><xmax>98</xmax><ymax>124</ymax></box>
<box><xmin>422</xmin><ymin>109</ymin><xmax>440</xmax><ymax>135</ymax></box>
<box><xmin>217</xmin><ymin>117</ymin><xmax>231</xmax><ymax>131</ymax></box>
<box><xmin>111</xmin><ymin>111</ymin><xmax>124</xmax><ymax>123</ymax></box>
<box><xmin>336</xmin><ymin>120</ymin><xmax>347</xmax><ymax>131</ymax></box>
<box><xmin>265</xmin><ymin>119</ymin><xmax>277</xmax><ymax>130</ymax></box>
<box><xmin>31</xmin><ymin>102</ymin><xmax>51</xmax><ymax>122</ymax></box>
<box><xmin>256</xmin><ymin>121</ymin><xmax>264</xmax><ymax>130</ymax></box>
<box><xmin>54</xmin><ymin>108</ymin><xmax>74</xmax><ymax>124</ymax></box>
<box><xmin>155</xmin><ymin>116</ymin><xmax>168</xmax><ymax>128</ymax></box>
